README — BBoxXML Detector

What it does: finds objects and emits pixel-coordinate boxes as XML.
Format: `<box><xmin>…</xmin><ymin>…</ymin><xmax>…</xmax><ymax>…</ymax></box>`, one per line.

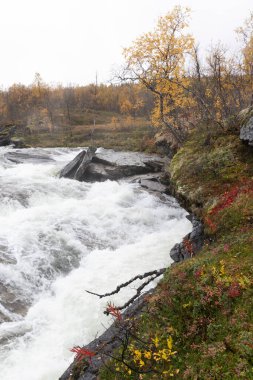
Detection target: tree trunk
<box><xmin>159</xmin><ymin>95</ymin><xmax>184</xmax><ymax>144</ymax></box>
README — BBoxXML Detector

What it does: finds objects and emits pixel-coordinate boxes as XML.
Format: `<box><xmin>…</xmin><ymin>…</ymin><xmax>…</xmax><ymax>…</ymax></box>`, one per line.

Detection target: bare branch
<box><xmin>86</xmin><ymin>268</ymin><xmax>166</xmax><ymax>300</ymax></box>
<box><xmin>86</xmin><ymin>268</ymin><xmax>166</xmax><ymax>311</ymax></box>
<box><xmin>111</xmin><ymin>274</ymin><xmax>160</xmax><ymax>311</ymax></box>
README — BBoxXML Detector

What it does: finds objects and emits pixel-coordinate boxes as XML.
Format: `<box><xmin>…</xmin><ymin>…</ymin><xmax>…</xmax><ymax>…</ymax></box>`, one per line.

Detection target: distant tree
<box><xmin>63</xmin><ymin>86</ymin><xmax>76</xmax><ymax>123</ymax></box>
<box><xmin>31</xmin><ymin>73</ymin><xmax>48</xmax><ymax>108</ymax></box>
<box><xmin>29</xmin><ymin>73</ymin><xmax>55</xmax><ymax>131</ymax></box>
<box><xmin>121</xmin><ymin>6</ymin><xmax>194</xmax><ymax>145</ymax></box>
<box><xmin>6</xmin><ymin>84</ymin><xmax>31</xmax><ymax>122</ymax></box>
<box><xmin>119</xmin><ymin>98</ymin><xmax>132</xmax><ymax>115</ymax></box>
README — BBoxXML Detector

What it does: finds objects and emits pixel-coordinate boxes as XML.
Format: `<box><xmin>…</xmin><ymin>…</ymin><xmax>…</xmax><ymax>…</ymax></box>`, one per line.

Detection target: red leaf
<box><xmin>106</xmin><ymin>302</ymin><xmax>122</xmax><ymax>321</ymax></box>
<box><xmin>70</xmin><ymin>346</ymin><xmax>96</xmax><ymax>363</ymax></box>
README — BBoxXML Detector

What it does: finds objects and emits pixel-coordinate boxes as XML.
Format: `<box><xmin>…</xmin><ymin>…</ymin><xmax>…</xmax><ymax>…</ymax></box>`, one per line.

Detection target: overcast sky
<box><xmin>0</xmin><ymin>0</ymin><xmax>252</xmax><ymax>88</ymax></box>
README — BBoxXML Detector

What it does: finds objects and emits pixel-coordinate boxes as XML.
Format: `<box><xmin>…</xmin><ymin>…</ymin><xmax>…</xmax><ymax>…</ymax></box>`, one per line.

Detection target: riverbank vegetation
<box><xmin>98</xmin><ymin>122</ymin><xmax>253</xmax><ymax>380</ymax></box>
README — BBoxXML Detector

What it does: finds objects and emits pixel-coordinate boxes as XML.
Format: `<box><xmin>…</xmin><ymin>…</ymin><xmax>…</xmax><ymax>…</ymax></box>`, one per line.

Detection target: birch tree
<box><xmin>122</xmin><ymin>6</ymin><xmax>194</xmax><ymax>145</ymax></box>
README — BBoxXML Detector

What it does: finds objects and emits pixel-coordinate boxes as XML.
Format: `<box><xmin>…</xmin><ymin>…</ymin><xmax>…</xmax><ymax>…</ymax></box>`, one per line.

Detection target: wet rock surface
<box><xmin>4</xmin><ymin>151</ymin><xmax>54</xmax><ymax>164</ymax></box>
<box><xmin>59</xmin><ymin>148</ymin><xmax>95</xmax><ymax>180</ymax></box>
<box><xmin>170</xmin><ymin>215</ymin><xmax>204</xmax><ymax>262</ymax></box>
<box><xmin>240</xmin><ymin>115</ymin><xmax>253</xmax><ymax>146</ymax></box>
<box><xmin>0</xmin><ymin>283</ymin><xmax>28</xmax><ymax>323</ymax></box>
<box><xmin>9</xmin><ymin>137</ymin><xmax>27</xmax><ymax>148</ymax></box>
<box><xmin>0</xmin><ymin>124</ymin><xmax>30</xmax><ymax>148</ymax></box>
<box><xmin>59</xmin><ymin>148</ymin><xmax>164</xmax><ymax>182</ymax></box>
<box><xmin>59</xmin><ymin>294</ymin><xmax>149</xmax><ymax>380</ymax></box>
<box><xmin>0</xmin><ymin>125</ymin><xmax>16</xmax><ymax>146</ymax></box>
<box><xmin>139</xmin><ymin>175</ymin><xmax>167</xmax><ymax>193</ymax></box>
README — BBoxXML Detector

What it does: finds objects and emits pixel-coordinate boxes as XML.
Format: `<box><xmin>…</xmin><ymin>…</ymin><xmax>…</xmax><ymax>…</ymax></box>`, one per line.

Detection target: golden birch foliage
<box><xmin>120</xmin><ymin>99</ymin><xmax>132</xmax><ymax>115</ymax></box>
<box><xmin>123</xmin><ymin>6</ymin><xmax>194</xmax><ymax>133</ymax></box>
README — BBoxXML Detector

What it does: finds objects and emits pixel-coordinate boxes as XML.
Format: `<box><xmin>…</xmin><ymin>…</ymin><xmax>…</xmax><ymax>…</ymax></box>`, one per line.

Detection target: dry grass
<box><xmin>24</xmin><ymin>116</ymin><xmax>157</xmax><ymax>152</ymax></box>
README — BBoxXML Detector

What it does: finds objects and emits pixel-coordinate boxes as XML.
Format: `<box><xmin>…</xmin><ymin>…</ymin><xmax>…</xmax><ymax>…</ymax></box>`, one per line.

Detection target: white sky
<box><xmin>0</xmin><ymin>0</ymin><xmax>252</xmax><ymax>88</ymax></box>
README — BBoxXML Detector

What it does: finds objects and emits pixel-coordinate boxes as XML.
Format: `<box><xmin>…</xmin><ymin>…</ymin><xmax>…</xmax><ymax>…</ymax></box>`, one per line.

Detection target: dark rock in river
<box><xmin>10</xmin><ymin>137</ymin><xmax>27</xmax><ymax>148</ymax></box>
<box><xmin>0</xmin><ymin>125</ymin><xmax>16</xmax><ymax>146</ymax></box>
<box><xmin>59</xmin><ymin>148</ymin><xmax>164</xmax><ymax>182</ymax></box>
<box><xmin>4</xmin><ymin>151</ymin><xmax>54</xmax><ymax>164</ymax></box>
<box><xmin>170</xmin><ymin>216</ymin><xmax>204</xmax><ymax>262</ymax></box>
<box><xmin>139</xmin><ymin>176</ymin><xmax>167</xmax><ymax>193</ymax></box>
<box><xmin>59</xmin><ymin>148</ymin><xmax>96</xmax><ymax>180</ymax></box>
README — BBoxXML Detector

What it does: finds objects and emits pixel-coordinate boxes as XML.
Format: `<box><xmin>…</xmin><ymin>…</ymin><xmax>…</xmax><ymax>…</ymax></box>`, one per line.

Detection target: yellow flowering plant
<box><xmin>110</xmin><ymin>334</ymin><xmax>180</xmax><ymax>378</ymax></box>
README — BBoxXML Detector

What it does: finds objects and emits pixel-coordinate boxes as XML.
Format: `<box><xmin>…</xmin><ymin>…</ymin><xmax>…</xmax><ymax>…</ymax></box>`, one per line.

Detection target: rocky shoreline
<box><xmin>59</xmin><ymin>292</ymin><xmax>151</xmax><ymax>380</ymax></box>
<box><xmin>59</xmin><ymin>215</ymin><xmax>204</xmax><ymax>380</ymax></box>
<box><xmin>58</xmin><ymin>149</ymin><xmax>204</xmax><ymax>380</ymax></box>
<box><xmin>0</xmin><ymin>124</ymin><xmax>29</xmax><ymax>148</ymax></box>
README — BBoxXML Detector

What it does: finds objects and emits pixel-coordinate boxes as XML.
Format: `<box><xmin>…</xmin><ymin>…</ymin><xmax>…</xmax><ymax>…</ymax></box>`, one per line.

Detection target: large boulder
<box><xmin>59</xmin><ymin>148</ymin><xmax>96</xmax><ymax>180</ymax></box>
<box><xmin>154</xmin><ymin>131</ymin><xmax>177</xmax><ymax>157</ymax></box>
<box><xmin>0</xmin><ymin>125</ymin><xmax>29</xmax><ymax>148</ymax></box>
<box><xmin>9</xmin><ymin>137</ymin><xmax>27</xmax><ymax>148</ymax></box>
<box><xmin>170</xmin><ymin>216</ymin><xmax>204</xmax><ymax>263</ymax></box>
<box><xmin>0</xmin><ymin>125</ymin><xmax>16</xmax><ymax>146</ymax></box>
<box><xmin>59</xmin><ymin>148</ymin><xmax>164</xmax><ymax>182</ymax></box>
<box><xmin>239</xmin><ymin>107</ymin><xmax>253</xmax><ymax>146</ymax></box>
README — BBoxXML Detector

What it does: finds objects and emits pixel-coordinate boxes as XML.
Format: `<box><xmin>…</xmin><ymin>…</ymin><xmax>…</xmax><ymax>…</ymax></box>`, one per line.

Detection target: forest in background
<box><xmin>0</xmin><ymin>7</ymin><xmax>252</xmax><ymax>152</ymax></box>
<box><xmin>0</xmin><ymin>78</ymin><xmax>156</xmax><ymax>149</ymax></box>
<box><xmin>0</xmin><ymin>78</ymin><xmax>154</xmax><ymax>131</ymax></box>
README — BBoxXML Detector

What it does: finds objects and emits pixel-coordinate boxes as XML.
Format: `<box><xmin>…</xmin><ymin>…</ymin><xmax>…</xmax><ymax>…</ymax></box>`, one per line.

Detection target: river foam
<box><xmin>0</xmin><ymin>146</ymin><xmax>192</xmax><ymax>380</ymax></box>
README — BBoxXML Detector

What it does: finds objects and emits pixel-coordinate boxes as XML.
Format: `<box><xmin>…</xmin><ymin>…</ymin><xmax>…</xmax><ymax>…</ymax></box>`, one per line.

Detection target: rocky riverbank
<box><xmin>59</xmin><ymin>211</ymin><xmax>204</xmax><ymax>380</ymax></box>
<box><xmin>58</xmin><ymin>149</ymin><xmax>205</xmax><ymax>380</ymax></box>
<box><xmin>0</xmin><ymin>124</ymin><xmax>29</xmax><ymax>148</ymax></box>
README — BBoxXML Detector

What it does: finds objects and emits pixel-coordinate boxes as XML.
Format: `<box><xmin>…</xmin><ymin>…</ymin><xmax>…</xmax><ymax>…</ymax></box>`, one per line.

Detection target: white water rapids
<box><xmin>0</xmin><ymin>146</ymin><xmax>192</xmax><ymax>380</ymax></box>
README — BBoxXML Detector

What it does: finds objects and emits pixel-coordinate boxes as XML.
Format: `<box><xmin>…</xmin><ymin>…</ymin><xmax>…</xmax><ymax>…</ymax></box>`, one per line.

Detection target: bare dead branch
<box><xmin>112</xmin><ymin>274</ymin><xmax>162</xmax><ymax>311</ymax></box>
<box><xmin>85</xmin><ymin>268</ymin><xmax>166</xmax><ymax>300</ymax></box>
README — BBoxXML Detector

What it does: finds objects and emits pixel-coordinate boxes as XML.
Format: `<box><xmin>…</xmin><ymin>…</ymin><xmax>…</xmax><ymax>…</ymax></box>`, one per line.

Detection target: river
<box><xmin>0</xmin><ymin>146</ymin><xmax>192</xmax><ymax>380</ymax></box>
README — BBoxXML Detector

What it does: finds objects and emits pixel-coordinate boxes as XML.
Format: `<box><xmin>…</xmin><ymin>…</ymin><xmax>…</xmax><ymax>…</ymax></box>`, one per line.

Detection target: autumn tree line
<box><xmin>0</xmin><ymin>75</ymin><xmax>154</xmax><ymax>132</ymax></box>
<box><xmin>0</xmin><ymin>6</ymin><xmax>252</xmax><ymax>147</ymax></box>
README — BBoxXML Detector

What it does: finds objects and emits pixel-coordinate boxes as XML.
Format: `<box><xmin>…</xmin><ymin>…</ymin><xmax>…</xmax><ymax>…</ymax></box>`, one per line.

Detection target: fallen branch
<box><xmin>86</xmin><ymin>268</ymin><xmax>166</xmax><ymax>311</ymax></box>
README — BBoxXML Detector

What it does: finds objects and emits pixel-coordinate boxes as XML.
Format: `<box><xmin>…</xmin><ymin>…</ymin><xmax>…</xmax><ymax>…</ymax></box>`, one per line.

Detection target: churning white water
<box><xmin>0</xmin><ymin>146</ymin><xmax>192</xmax><ymax>380</ymax></box>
